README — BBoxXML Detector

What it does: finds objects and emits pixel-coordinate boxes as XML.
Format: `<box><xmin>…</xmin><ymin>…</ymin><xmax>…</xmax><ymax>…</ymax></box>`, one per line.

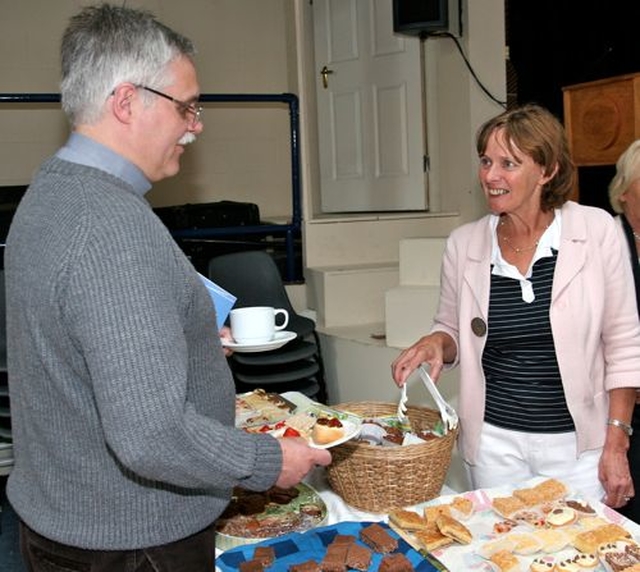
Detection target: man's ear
<box><xmin>110</xmin><ymin>83</ymin><xmax>137</xmax><ymax>123</ymax></box>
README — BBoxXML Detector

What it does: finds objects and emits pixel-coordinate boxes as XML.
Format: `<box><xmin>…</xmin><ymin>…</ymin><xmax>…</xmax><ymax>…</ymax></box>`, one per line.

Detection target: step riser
<box><xmin>385</xmin><ymin>286</ymin><xmax>441</xmax><ymax>349</ymax></box>
<box><xmin>307</xmin><ymin>265</ymin><xmax>399</xmax><ymax>329</ymax></box>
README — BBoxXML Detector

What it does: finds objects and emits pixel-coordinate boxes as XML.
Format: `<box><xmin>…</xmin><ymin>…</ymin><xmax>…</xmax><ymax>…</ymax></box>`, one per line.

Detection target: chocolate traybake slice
<box><xmin>289</xmin><ymin>560</ymin><xmax>321</xmax><ymax>572</ymax></box>
<box><xmin>253</xmin><ymin>546</ymin><xmax>275</xmax><ymax>567</ymax></box>
<box><xmin>379</xmin><ymin>553</ymin><xmax>414</xmax><ymax>572</ymax></box>
<box><xmin>320</xmin><ymin>543</ymin><xmax>349</xmax><ymax>572</ymax></box>
<box><xmin>359</xmin><ymin>523</ymin><xmax>398</xmax><ymax>554</ymax></box>
<box><xmin>345</xmin><ymin>543</ymin><xmax>372</xmax><ymax>571</ymax></box>
<box><xmin>239</xmin><ymin>559</ymin><xmax>265</xmax><ymax>572</ymax></box>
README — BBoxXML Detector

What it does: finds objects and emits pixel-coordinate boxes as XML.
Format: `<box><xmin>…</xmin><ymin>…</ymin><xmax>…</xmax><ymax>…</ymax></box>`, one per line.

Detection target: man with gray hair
<box><xmin>5</xmin><ymin>4</ymin><xmax>330</xmax><ymax>570</ymax></box>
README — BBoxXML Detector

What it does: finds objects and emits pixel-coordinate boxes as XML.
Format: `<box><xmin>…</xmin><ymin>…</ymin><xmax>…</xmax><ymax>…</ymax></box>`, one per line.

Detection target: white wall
<box><xmin>0</xmin><ymin>0</ymin><xmax>297</xmax><ymax>220</ymax></box>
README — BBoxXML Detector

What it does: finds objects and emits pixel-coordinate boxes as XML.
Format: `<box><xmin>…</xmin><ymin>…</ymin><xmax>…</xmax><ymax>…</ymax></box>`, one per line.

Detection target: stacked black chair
<box><xmin>208</xmin><ymin>250</ymin><xmax>328</xmax><ymax>403</ymax></box>
<box><xmin>0</xmin><ymin>269</ymin><xmax>13</xmax><ymax>479</ymax></box>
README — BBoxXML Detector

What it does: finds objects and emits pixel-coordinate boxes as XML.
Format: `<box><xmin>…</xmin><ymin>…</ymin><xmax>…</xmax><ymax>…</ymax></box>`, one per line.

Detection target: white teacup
<box><xmin>230</xmin><ymin>306</ymin><xmax>289</xmax><ymax>344</ymax></box>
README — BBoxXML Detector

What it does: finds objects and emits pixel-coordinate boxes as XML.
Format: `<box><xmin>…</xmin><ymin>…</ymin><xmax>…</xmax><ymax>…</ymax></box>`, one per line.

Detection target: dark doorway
<box><xmin>506</xmin><ymin>0</ymin><xmax>640</xmax><ymax>212</ymax></box>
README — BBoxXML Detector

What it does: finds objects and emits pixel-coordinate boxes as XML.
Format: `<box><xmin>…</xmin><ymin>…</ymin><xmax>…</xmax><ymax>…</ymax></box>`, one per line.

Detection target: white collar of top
<box><xmin>490</xmin><ymin>209</ymin><xmax>562</xmax><ymax>303</ymax></box>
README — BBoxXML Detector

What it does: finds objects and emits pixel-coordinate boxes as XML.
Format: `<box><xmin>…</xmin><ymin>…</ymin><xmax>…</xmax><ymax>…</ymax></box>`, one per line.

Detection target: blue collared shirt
<box><xmin>56</xmin><ymin>132</ymin><xmax>151</xmax><ymax>197</ymax></box>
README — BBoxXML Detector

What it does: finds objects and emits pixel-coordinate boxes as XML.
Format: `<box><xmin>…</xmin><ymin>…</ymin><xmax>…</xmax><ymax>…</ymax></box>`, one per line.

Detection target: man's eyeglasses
<box><xmin>138</xmin><ymin>85</ymin><xmax>203</xmax><ymax>126</ymax></box>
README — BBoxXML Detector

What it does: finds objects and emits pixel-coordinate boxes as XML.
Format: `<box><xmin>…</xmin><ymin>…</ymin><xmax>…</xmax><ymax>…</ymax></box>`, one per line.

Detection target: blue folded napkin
<box><xmin>199</xmin><ymin>273</ymin><xmax>237</xmax><ymax>330</ymax></box>
<box><xmin>216</xmin><ymin>521</ymin><xmax>442</xmax><ymax>572</ymax></box>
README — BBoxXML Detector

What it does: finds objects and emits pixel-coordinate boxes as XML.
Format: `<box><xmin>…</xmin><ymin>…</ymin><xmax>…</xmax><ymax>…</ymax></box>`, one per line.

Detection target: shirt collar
<box><xmin>490</xmin><ymin>209</ymin><xmax>562</xmax><ymax>303</ymax></box>
<box><xmin>56</xmin><ymin>132</ymin><xmax>151</xmax><ymax>196</ymax></box>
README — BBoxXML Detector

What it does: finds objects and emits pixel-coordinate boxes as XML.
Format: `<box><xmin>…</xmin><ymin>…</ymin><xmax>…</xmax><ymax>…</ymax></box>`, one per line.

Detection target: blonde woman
<box><xmin>608</xmin><ymin>139</ymin><xmax>640</xmax><ymax>523</ymax></box>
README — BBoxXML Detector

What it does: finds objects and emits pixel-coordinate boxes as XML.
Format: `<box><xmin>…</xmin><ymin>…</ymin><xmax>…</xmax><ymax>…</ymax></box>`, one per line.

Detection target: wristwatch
<box><xmin>607</xmin><ymin>418</ymin><xmax>634</xmax><ymax>436</ymax></box>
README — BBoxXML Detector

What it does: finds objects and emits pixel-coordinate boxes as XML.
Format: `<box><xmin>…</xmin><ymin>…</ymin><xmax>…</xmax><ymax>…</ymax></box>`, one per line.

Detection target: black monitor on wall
<box><xmin>393</xmin><ymin>0</ymin><xmax>450</xmax><ymax>37</ymax></box>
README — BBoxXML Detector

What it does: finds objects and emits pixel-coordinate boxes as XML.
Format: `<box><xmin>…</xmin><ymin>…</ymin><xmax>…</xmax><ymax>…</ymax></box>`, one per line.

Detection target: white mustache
<box><xmin>178</xmin><ymin>132</ymin><xmax>196</xmax><ymax>145</ymax></box>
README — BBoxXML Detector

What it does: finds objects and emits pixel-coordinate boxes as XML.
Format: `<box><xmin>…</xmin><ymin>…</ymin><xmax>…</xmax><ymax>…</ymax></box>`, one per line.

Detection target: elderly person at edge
<box><xmin>391</xmin><ymin>103</ymin><xmax>640</xmax><ymax>508</ymax></box>
<box><xmin>608</xmin><ymin>138</ymin><xmax>640</xmax><ymax>523</ymax></box>
<box><xmin>5</xmin><ymin>4</ymin><xmax>330</xmax><ymax>571</ymax></box>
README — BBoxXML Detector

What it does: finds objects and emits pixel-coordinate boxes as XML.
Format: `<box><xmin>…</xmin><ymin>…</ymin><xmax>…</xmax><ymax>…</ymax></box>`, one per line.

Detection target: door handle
<box><xmin>320</xmin><ymin>65</ymin><xmax>334</xmax><ymax>89</ymax></box>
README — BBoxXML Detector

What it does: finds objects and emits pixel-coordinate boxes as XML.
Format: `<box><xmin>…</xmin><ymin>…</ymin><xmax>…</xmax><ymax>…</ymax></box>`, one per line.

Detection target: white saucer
<box><xmin>223</xmin><ymin>330</ymin><xmax>297</xmax><ymax>353</ymax></box>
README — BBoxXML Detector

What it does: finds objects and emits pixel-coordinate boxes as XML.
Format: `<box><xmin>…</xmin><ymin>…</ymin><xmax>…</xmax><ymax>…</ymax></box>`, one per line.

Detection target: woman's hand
<box><xmin>600</xmin><ymin>387</ymin><xmax>636</xmax><ymax>508</ymax></box>
<box><xmin>390</xmin><ymin>332</ymin><xmax>456</xmax><ymax>386</ymax></box>
<box><xmin>599</xmin><ymin>429</ymin><xmax>634</xmax><ymax>509</ymax></box>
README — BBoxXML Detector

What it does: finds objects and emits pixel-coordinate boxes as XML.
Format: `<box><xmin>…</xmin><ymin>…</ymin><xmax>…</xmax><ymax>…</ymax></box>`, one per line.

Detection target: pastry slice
<box><xmin>572</xmin><ymin>523</ymin><xmax>633</xmax><ymax>554</ymax></box>
<box><xmin>450</xmin><ymin>496</ymin><xmax>474</xmax><ymax>520</ymax></box>
<box><xmin>388</xmin><ymin>509</ymin><xmax>430</xmax><ymax>532</ymax></box>
<box><xmin>534</xmin><ymin>478</ymin><xmax>568</xmax><ymax>502</ymax></box>
<box><xmin>489</xmin><ymin>550</ymin><xmax>520</xmax><ymax>572</ymax></box>
<box><xmin>413</xmin><ymin>524</ymin><xmax>454</xmax><ymax>552</ymax></box>
<box><xmin>492</xmin><ymin>495</ymin><xmax>527</xmax><ymax>518</ymax></box>
<box><xmin>506</xmin><ymin>531</ymin><xmax>543</xmax><ymax>555</ymax></box>
<box><xmin>423</xmin><ymin>503</ymin><xmax>451</xmax><ymax>523</ymax></box>
<box><xmin>513</xmin><ymin>487</ymin><xmax>542</xmax><ymax>507</ymax></box>
<box><xmin>533</xmin><ymin>528</ymin><xmax>571</xmax><ymax>553</ymax></box>
<box><xmin>435</xmin><ymin>513</ymin><xmax>473</xmax><ymax>545</ymax></box>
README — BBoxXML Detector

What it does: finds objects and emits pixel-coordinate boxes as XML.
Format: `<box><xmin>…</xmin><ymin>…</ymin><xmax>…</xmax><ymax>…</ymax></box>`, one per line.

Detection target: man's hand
<box><xmin>275</xmin><ymin>437</ymin><xmax>332</xmax><ymax>489</ymax></box>
<box><xmin>219</xmin><ymin>326</ymin><xmax>234</xmax><ymax>357</ymax></box>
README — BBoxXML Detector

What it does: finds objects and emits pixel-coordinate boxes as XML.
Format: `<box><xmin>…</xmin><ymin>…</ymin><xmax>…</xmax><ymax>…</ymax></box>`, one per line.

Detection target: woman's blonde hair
<box><xmin>609</xmin><ymin>139</ymin><xmax>640</xmax><ymax>214</ymax></box>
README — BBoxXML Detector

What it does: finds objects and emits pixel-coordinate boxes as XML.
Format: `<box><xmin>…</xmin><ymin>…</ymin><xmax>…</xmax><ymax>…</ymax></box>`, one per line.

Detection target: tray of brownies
<box><xmin>216</xmin><ymin>521</ymin><xmax>443</xmax><ymax>572</ymax></box>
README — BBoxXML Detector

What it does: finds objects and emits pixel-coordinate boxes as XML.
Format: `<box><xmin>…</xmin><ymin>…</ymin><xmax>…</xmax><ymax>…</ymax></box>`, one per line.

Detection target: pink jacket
<box><xmin>432</xmin><ymin>201</ymin><xmax>640</xmax><ymax>464</ymax></box>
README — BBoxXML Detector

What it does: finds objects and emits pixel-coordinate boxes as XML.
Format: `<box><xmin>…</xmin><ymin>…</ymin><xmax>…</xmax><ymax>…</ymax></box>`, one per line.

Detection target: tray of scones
<box><xmin>387</xmin><ymin>476</ymin><xmax>640</xmax><ymax>572</ymax></box>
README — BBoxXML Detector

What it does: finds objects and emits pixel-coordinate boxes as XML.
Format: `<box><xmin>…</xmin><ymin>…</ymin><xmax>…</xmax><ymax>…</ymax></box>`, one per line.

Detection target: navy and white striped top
<box><xmin>482</xmin><ymin>250</ymin><xmax>575</xmax><ymax>433</ymax></box>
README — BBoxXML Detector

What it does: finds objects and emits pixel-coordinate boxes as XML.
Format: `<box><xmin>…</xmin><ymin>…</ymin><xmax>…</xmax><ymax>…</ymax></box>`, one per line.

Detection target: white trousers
<box><xmin>465</xmin><ymin>422</ymin><xmax>605</xmax><ymax>502</ymax></box>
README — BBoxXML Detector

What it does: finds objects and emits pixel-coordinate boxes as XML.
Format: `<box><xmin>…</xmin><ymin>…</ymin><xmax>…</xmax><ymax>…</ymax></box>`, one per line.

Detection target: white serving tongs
<box><xmin>396</xmin><ymin>382</ymin><xmax>412</xmax><ymax>432</ymax></box>
<box><xmin>417</xmin><ymin>364</ymin><xmax>459</xmax><ymax>432</ymax></box>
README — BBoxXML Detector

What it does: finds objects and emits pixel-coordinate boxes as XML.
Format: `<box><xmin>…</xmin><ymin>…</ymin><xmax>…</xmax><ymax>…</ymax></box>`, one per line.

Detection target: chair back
<box><xmin>0</xmin><ymin>268</ymin><xmax>12</xmax><ymax>475</ymax></box>
<box><xmin>0</xmin><ymin>269</ymin><xmax>6</xmax><ymax>371</ymax></box>
<box><xmin>208</xmin><ymin>251</ymin><xmax>314</xmax><ymax>337</ymax></box>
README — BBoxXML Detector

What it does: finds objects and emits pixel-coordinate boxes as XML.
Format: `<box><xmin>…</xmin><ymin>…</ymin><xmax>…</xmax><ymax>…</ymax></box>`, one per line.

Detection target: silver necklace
<box><xmin>499</xmin><ymin>217</ymin><xmax>553</xmax><ymax>254</ymax></box>
<box><xmin>634</xmin><ymin>230</ymin><xmax>640</xmax><ymax>241</ymax></box>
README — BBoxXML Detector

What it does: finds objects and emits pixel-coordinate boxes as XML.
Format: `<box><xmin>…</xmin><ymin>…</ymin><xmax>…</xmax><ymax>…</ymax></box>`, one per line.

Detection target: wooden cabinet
<box><xmin>563</xmin><ymin>73</ymin><xmax>640</xmax><ymax>200</ymax></box>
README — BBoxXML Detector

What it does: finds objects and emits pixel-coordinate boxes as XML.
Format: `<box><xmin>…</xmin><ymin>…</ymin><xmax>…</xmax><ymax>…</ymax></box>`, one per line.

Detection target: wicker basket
<box><xmin>326</xmin><ymin>401</ymin><xmax>458</xmax><ymax>513</ymax></box>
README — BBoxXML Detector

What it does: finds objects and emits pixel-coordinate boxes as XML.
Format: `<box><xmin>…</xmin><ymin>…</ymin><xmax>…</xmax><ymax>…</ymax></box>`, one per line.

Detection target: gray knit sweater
<box><xmin>5</xmin><ymin>156</ymin><xmax>282</xmax><ymax>549</ymax></box>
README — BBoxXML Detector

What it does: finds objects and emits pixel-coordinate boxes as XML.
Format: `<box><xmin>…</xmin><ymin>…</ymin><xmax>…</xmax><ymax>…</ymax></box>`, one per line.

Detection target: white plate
<box><xmin>223</xmin><ymin>330</ymin><xmax>297</xmax><ymax>353</ymax></box>
<box><xmin>245</xmin><ymin>391</ymin><xmax>363</xmax><ymax>449</ymax></box>
<box><xmin>309</xmin><ymin>416</ymin><xmax>361</xmax><ymax>449</ymax></box>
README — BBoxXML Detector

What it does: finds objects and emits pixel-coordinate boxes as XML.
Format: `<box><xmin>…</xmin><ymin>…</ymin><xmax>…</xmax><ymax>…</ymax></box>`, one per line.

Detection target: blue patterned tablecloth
<box><xmin>216</xmin><ymin>521</ymin><xmax>441</xmax><ymax>572</ymax></box>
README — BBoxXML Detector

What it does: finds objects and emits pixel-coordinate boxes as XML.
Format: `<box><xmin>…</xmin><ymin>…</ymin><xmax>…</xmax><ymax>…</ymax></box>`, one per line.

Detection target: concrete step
<box><xmin>398</xmin><ymin>237</ymin><xmax>446</xmax><ymax>285</ymax></box>
<box><xmin>385</xmin><ymin>285</ymin><xmax>441</xmax><ymax>349</ymax></box>
<box><xmin>306</xmin><ymin>262</ymin><xmax>398</xmax><ymax>329</ymax></box>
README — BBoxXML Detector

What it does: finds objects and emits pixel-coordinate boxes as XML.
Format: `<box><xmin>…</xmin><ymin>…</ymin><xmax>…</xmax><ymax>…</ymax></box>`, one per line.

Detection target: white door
<box><xmin>313</xmin><ymin>0</ymin><xmax>427</xmax><ymax>213</ymax></box>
